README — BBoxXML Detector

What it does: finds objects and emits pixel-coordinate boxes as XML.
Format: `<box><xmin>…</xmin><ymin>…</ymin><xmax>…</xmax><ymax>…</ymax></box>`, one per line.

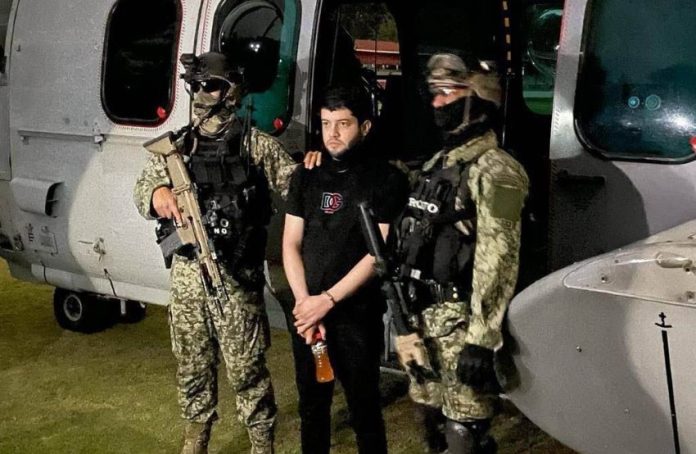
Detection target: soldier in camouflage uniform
<box><xmin>391</xmin><ymin>53</ymin><xmax>529</xmax><ymax>453</ymax></box>
<box><xmin>133</xmin><ymin>52</ymin><xmax>296</xmax><ymax>454</ymax></box>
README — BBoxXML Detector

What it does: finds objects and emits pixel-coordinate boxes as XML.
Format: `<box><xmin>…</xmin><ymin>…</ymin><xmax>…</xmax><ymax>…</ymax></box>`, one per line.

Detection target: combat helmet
<box><xmin>427</xmin><ymin>52</ymin><xmax>502</xmax><ymax>107</ymax></box>
<box><xmin>180</xmin><ymin>51</ymin><xmax>243</xmax><ymax>100</ymax></box>
<box><xmin>180</xmin><ymin>52</ymin><xmax>245</xmax><ymax>137</ymax></box>
<box><xmin>427</xmin><ymin>51</ymin><xmax>502</xmax><ymax>136</ymax></box>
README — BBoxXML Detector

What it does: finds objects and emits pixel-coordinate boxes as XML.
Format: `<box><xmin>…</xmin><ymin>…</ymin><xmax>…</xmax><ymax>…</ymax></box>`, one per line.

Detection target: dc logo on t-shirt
<box><xmin>321</xmin><ymin>192</ymin><xmax>344</xmax><ymax>214</ymax></box>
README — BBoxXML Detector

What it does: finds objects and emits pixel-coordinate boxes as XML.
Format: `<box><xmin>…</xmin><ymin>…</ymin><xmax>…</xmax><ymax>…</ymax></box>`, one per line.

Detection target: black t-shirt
<box><xmin>286</xmin><ymin>156</ymin><xmax>409</xmax><ymax>314</ymax></box>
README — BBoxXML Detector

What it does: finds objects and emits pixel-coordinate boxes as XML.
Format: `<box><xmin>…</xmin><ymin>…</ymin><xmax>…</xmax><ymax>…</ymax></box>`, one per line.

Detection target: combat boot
<box><xmin>250</xmin><ymin>443</ymin><xmax>273</xmax><ymax>454</ymax></box>
<box><xmin>181</xmin><ymin>421</ymin><xmax>212</xmax><ymax>454</ymax></box>
<box><xmin>248</xmin><ymin>426</ymin><xmax>274</xmax><ymax>454</ymax></box>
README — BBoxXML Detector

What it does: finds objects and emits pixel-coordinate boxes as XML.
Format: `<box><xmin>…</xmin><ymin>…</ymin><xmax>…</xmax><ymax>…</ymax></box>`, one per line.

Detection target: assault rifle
<box><xmin>358</xmin><ymin>201</ymin><xmax>438</xmax><ymax>383</ymax></box>
<box><xmin>144</xmin><ymin>129</ymin><xmax>227</xmax><ymax>315</ymax></box>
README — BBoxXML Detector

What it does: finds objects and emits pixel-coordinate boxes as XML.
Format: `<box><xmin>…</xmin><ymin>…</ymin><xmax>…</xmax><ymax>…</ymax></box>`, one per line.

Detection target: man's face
<box><xmin>320</xmin><ymin>107</ymin><xmax>369</xmax><ymax>159</ymax></box>
<box><xmin>430</xmin><ymin>85</ymin><xmax>473</xmax><ymax>108</ymax></box>
<box><xmin>192</xmin><ymin>79</ymin><xmax>239</xmax><ymax>137</ymax></box>
<box><xmin>192</xmin><ymin>83</ymin><xmax>224</xmax><ymax>119</ymax></box>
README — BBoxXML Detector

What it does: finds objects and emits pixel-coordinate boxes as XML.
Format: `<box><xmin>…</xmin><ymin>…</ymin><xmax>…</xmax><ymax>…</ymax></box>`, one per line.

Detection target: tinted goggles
<box><xmin>191</xmin><ymin>78</ymin><xmax>229</xmax><ymax>94</ymax></box>
<box><xmin>428</xmin><ymin>85</ymin><xmax>467</xmax><ymax>97</ymax></box>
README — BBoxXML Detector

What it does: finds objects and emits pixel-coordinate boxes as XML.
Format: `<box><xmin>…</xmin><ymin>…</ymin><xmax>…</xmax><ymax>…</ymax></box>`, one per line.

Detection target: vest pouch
<box><xmin>420</xmin><ymin>301</ymin><xmax>469</xmax><ymax>339</ymax></box>
<box><xmin>432</xmin><ymin>224</ymin><xmax>474</xmax><ymax>283</ymax></box>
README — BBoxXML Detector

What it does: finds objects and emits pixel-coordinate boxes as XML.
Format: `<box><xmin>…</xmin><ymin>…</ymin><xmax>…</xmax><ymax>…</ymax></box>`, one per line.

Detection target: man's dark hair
<box><xmin>320</xmin><ymin>85</ymin><xmax>373</xmax><ymax>124</ymax></box>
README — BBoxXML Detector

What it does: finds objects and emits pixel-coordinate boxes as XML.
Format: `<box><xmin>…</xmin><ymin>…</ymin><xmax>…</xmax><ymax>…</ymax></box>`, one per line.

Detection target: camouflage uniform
<box><xmin>404</xmin><ymin>130</ymin><xmax>528</xmax><ymax>422</ymax></box>
<box><xmin>134</xmin><ymin>127</ymin><xmax>296</xmax><ymax>453</ymax></box>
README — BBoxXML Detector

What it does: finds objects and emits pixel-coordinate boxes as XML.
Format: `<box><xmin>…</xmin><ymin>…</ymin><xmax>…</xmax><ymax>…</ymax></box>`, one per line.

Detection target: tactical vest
<box><xmin>187</xmin><ymin>129</ymin><xmax>272</xmax><ymax>288</ymax></box>
<box><xmin>392</xmin><ymin>158</ymin><xmax>476</xmax><ymax>307</ymax></box>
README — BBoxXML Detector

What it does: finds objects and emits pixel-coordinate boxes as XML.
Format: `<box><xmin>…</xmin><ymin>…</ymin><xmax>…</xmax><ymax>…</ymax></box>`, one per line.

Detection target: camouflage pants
<box><xmin>407</xmin><ymin>301</ymin><xmax>497</xmax><ymax>422</ymax></box>
<box><xmin>169</xmin><ymin>256</ymin><xmax>277</xmax><ymax>452</ymax></box>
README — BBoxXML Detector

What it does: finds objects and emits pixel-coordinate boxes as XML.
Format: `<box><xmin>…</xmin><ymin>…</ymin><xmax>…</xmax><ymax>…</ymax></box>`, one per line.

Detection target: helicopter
<box><xmin>2</xmin><ymin>0</ymin><xmax>696</xmax><ymax>452</ymax></box>
<box><xmin>0</xmin><ymin>0</ymin><xmax>531</xmax><ymax>331</ymax></box>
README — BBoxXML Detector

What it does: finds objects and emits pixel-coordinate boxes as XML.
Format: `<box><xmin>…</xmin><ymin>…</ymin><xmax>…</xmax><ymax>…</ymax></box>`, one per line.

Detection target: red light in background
<box><xmin>690</xmin><ymin>137</ymin><xmax>696</xmax><ymax>153</ymax></box>
<box><xmin>156</xmin><ymin>107</ymin><xmax>167</xmax><ymax>120</ymax></box>
<box><xmin>273</xmin><ymin>117</ymin><xmax>284</xmax><ymax>131</ymax></box>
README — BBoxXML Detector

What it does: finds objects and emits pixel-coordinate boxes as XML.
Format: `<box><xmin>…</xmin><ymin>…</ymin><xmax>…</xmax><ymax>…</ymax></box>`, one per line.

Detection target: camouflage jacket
<box><xmin>418</xmin><ymin>130</ymin><xmax>529</xmax><ymax>351</ymax></box>
<box><xmin>133</xmin><ymin>127</ymin><xmax>297</xmax><ymax>220</ymax></box>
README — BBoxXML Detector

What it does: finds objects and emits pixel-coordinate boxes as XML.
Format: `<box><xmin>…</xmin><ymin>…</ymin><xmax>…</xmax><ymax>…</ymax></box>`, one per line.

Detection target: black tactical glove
<box><xmin>456</xmin><ymin>344</ymin><xmax>497</xmax><ymax>391</ymax></box>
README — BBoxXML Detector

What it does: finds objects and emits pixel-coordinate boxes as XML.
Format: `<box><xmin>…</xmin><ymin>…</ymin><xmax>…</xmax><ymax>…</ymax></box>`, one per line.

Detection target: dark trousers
<box><xmin>283</xmin><ymin>302</ymin><xmax>387</xmax><ymax>454</ymax></box>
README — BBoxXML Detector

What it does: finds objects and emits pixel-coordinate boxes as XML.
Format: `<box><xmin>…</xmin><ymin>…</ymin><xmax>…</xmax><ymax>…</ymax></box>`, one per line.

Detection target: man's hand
<box><xmin>303</xmin><ymin>151</ymin><xmax>323</xmax><ymax>169</ymax></box>
<box><xmin>300</xmin><ymin>322</ymin><xmax>327</xmax><ymax>345</ymax></box>
<box><xmin>457</xmin><ymin>344</ymin><xmax>498</xmax><ymax>392</ymax></box>
<box><xmin>152</xmin><ymin>186</ymin><xmax>183</xmax><ymax>225</ymax></box>
<box><xmin>293</xmin><ymin>293</ymin><xmax>334</xmax><ymax>335</ymax></box>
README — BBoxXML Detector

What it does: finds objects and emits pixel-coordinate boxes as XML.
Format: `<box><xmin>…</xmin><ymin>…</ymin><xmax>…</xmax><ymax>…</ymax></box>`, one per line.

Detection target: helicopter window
<box><xmin>213</xmin><ymin>0</ymin><xmax>299</xmax><ymax>134</ymax></box>
<box><xmin>101</xmin><ymin>0</ymin><xmax>180</xmax><ymax>125</ymax></box>
<box><xmin>522</xmin><ymin>4</ymin><xmax>562</xmax><ymax>115</ymax></box>
<box><xmin>575</xmin><ymin>0</ymin><xmax>696</xmax><ymax>162</ymax></box>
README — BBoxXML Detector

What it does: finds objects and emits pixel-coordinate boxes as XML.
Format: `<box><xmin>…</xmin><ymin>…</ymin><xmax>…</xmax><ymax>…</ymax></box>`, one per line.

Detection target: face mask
<box><xmin>192</xmin><ymin>90</ymin><xmax>219</xmax><ymax>118</ymax></box>
<box><xmin>433</xmin><ymin>96</ymin><xmax>495</xmax><ymax>135</ymax></box>
<box><xmin>193</xmin><ymin>91</ymin><xmax>236</xmax><ymax>137</ymax></box>
<box><xmin>433</xmin><ymin>96</ymin><xmax>469</xmax><ymax>132</ymax></box>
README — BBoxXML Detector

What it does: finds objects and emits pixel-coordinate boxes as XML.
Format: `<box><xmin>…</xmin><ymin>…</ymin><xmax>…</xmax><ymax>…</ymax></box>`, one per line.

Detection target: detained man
<box><xmin>282</xmin><ymin>86</ymin><xmax>409</xmax><ymax>454</ymax></box>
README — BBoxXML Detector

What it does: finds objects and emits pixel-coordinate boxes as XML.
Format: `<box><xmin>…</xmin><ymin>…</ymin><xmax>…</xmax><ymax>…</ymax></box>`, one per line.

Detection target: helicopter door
<box><xmin>548</xmin><ymin>0</ymin><xmax>696</xmax><ymax>270</ymax></box>
<box><xmin>7</xmin><ymin>0</ymin><xmax>185</xmax><ymax>294</ymax></box>
<box><xmin>7</xmin><ymin>0</ymin><xmax>119</xmax><ymax>279</ymax></box>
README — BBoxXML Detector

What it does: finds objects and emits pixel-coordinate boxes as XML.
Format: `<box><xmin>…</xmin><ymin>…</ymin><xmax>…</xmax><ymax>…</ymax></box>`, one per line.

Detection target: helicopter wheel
<box><xmin>53</xmin><ymin>288</ymin><xmax>113</xmax><ymax>333</ymax></box>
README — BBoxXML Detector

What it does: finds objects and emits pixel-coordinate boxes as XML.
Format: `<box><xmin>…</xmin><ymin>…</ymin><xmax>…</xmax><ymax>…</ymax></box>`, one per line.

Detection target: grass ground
<box><xmin>0</xmin><ymin>259</ymin><xmax>575</xmax><ymax>453</ymax></box>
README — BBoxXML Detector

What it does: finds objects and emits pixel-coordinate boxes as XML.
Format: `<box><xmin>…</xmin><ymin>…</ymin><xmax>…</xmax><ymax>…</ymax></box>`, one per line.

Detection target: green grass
<box><xmin>0</xmin><ymin>259</ymin><xmax>574</xmax><ymax>453</ymax></box>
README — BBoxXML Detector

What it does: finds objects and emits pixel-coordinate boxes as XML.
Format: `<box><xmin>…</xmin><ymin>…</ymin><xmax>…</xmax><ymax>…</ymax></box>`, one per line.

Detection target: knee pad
<box><xmin>445</xmin><ymin>419</ymin><xmax>495</xmax><ymax>454</ymax></box>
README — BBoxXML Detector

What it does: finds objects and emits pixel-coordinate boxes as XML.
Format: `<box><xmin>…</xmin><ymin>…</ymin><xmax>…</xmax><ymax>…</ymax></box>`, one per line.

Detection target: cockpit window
<box><xmin>522</xmin><ymin>4</ymin><xmax>562</xmax><ymax>115</ymax></box>
<box><xmin>213</xmin><ymin>0</ymin><xmax>299</xmax><ymax>134</ymax></box>
<box><xmin>575</xmin><ymin>0</ymin><xmax>696</xmax><ymax>162</ymax></box>
<box><xmin>102</xmin><ymin>0</ymin><xmax>180</xmax><ymax>125</ymax></box>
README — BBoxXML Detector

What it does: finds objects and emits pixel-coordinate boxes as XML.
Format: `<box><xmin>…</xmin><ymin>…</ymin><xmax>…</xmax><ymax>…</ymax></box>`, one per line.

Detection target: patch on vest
<box><xmin>321</xmin><ymin>192</ymin><xmax>344</xmax><ymax>214</ymax></box>
<box><xmin>408</xmin><ymin>197</ymin><xmax>440</xmax><ymax>214</ymax></box>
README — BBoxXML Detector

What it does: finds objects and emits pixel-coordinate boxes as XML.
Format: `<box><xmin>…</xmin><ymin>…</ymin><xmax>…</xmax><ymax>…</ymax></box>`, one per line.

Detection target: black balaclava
<box><xmin>433</xmin><ymin>96</ymin><xmax>498</xmax><ymax>148</ymax></box>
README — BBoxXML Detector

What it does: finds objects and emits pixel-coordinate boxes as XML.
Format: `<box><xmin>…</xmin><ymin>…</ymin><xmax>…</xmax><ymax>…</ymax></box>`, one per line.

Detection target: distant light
<box><xmin>273</xmin><ymin>117</ymin><xmax>284</xmax><ymax>130</ymax></box>
<box><xmin>690</xmin><ymin>136</ymin><xmax>696</xmax><ymax>153</ymax></box>
<box><xmin>156</xmin><ymin>107</ymin><xmax>167</xmax><ymax>119</ymax></box>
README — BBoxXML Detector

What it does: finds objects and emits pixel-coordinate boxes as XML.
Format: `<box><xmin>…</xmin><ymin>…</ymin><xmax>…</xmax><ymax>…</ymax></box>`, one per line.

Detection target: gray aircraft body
<box><xmin>1</xmin><ymin>0</ymin><xmax>695</xmax><ymax>452</ymax></box>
